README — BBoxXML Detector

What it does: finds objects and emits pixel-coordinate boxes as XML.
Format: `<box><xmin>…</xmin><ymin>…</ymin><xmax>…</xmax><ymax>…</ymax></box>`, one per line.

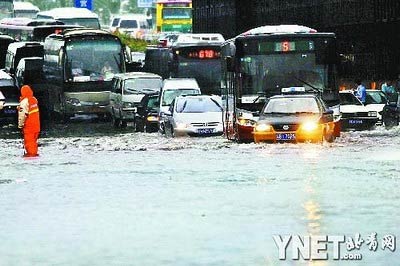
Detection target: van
<box><xmin>158</xmin><ymin>78</ymin><xmax>201</xmax><ymax>133</ymax></box>
<box><xmin>109</xmin><ymin>14</ymin><xmax>150</xmax><ymax>39</ymax></box>
<box><xmin>5</xmin><ymin>41</ymin><xmax>43</xmax><ymax>75</ymax></box>
<box><xmin>109</xmin><ymin>72</ymin><xmax>162</xmax><ymax>128</ymax></box>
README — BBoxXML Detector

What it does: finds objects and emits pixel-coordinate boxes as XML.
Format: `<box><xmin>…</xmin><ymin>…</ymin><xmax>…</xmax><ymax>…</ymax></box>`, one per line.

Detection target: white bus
<box><xmin>36</xmin><ymin>7</ymin><xmax>100</xmax><ymax>29</ymax></box>
<box><xmin>13</xmin><ymin>2</ymin><xmax>40</xmax><ymax>19</ymax></box>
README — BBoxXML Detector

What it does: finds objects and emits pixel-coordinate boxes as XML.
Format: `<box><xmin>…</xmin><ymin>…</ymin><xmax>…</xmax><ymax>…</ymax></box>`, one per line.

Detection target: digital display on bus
<box><xmin>178</xmin><ymin>48</ymin><xmax>221</xmax><ymax>59</ymax></box>
<box><xmin>258</xmin><ymin>40</ymin><xmax>314</xmax><ymax>53</ymax></box>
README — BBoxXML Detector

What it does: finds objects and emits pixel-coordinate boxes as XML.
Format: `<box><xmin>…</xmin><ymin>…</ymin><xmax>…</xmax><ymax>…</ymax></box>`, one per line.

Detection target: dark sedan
<box><xmin>381</xmin><ymin>92</ymin><xmax>400</xmax><ymax>129</ymax></box>
<box><xmin>253</xmin><ymin>94</ymin><xmax>336</xmax><ymax>143</ymax></box>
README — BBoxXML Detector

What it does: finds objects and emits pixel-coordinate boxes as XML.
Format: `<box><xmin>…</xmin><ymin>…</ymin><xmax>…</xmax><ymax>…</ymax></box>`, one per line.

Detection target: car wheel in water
<box><xmin>384</xmin><ymin>117</ymin><xmax>399</xmax><ymax>129</ymax></box>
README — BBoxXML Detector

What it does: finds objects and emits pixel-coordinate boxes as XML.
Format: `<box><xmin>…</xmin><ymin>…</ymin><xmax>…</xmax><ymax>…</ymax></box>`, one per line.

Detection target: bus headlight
<box><xmin>301</xmin><ymin>121</ymin><xmax>319</xmax><ymax>132</ymax></box>
<box><xmin>255</xmin><ymin>124</ymin><xmax>272</xmax><ymax>132</ymax></box>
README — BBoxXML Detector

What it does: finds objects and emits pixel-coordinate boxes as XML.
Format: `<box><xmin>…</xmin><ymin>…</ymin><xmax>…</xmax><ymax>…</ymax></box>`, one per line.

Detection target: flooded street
<box><xmin>1</xmin><ymin>123</ymin><xmax>400</xmax><ymax>265</ymax></box>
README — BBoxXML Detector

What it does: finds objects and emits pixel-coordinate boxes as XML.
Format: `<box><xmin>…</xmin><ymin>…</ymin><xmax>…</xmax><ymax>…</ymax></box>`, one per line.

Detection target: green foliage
<box><xmin>113</xmin><ymin>31</ymin><xmax>148</xmax><ymax>52</ymax></box>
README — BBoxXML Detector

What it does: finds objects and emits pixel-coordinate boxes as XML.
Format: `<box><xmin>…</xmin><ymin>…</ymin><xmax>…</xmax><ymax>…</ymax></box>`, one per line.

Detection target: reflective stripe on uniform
<box><xmin>28</xmin><ymin>108</ymin><xmax>39</xmax><ymax>115</ymax></box>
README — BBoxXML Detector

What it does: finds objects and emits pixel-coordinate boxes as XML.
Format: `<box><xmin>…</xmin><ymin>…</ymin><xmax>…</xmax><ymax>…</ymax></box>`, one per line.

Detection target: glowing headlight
<box><xmin>238</xmin><ymin>118</ymin><xmax>256</xmax><ymax>126</ymax></box>
<box><xmin>301</xmin><ymin>121</ymin><xmax>319</xmax><ymax>132</ymax></box>
<box><xmin>176</xmin><ymin>122</ymin><xmax>188</xmax><ymax>129</ymax></box>
<box><xmin>368</xmin><ymin>111</ymin><xmax>377</xmax><ymax>117</ymax></box>
<box><xmin>147</xmin><ymin>116</ymin><xmax>158</xmax><ymax>122</ymax></box>
<box><xmin>255</xmin><ymin>124</ymin><xmax>272</xmax><ymax>132</ymax></box>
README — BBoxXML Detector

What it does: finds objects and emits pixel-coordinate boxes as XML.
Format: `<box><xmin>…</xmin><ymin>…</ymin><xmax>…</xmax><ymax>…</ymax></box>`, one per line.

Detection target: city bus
<box><xmin>169</xmin><ymin>33</ymin><xmax>224</xmax><ymax>95</ymax></box>
<box><xmin>40</xmin><ymin>28</ymin><xmax>126</xmax><ymax>119</ymax></box>
<box><xmin>0</xmin><ymin>18</ymin><xmax>81</xmax><ymax>42</ymax></box>
<box><xmin>13</xmin><ymin>1</ymin><xmax>40</xmax><ymax>18</ymax></box>
<box><xmin>0</xmin><ymin>0</ymin><xmax>13</xmax><ymax>20</ymax></box>
<box><xmin>36</xmin><ymin>7</ymin><xmax>101</xmax><ymax>29</ymax></box>
<box><xmin>221</xmin><ymin>25</ymin><xmax>341</xmax><ymax>142</ymax></box>
<box><xmin>155</xmin><ymin>0</ymin><xmax>192</xmax><ymax>33</ymax></box>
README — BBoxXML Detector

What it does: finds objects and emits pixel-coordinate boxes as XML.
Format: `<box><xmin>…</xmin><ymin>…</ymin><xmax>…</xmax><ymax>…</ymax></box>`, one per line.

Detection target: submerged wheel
<box><xmin>384</xmin><ymin>117</ymin><xmax>399</xmax><ymax>129</ymax></box>
<box><xmin>111</xmin><ymin>116</ymin><xmax>120</xmax><ymax>128</ymax></box>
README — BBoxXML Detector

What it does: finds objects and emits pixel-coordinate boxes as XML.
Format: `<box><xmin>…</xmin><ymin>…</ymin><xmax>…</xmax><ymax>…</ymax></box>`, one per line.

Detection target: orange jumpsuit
<box><xmin>18</xmin><ymin>85</ymin><xmax>40</xmax><ymax>157</ymax></box>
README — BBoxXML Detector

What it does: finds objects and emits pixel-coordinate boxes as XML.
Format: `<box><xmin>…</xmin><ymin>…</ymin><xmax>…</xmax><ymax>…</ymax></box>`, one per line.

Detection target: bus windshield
<box><xmin>240</xmin><ymin>52</ymin><xmax>328</xmax><ymax>96</ymax></box>
<box><xmin>0</xmin><ymin>0</ymin><xmax>13</xmax><ymax>20</ymax></box>
<box><xmin>162</xmin><ymin>8</ymin><xmax>192</xmax><ymax>19</ymax></box>
<box><xmin>66</xmin><ymin>38</ymin><xmax>122</xmax><ymax>82</ymax></box>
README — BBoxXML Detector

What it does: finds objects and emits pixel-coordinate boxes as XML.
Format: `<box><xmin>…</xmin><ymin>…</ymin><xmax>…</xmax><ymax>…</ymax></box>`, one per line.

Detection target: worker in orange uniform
<box><xmin>18</xmin><ymin>85</ymin><xmax>40</xmax><ymax>157</ymax></box>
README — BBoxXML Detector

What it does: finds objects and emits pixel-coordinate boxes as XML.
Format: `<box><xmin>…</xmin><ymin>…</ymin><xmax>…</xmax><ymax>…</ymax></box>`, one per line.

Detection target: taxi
<box><xmin>253</xmin><ymin>94</ymin><xmax>335</xmax><ymax>143</ymax></box>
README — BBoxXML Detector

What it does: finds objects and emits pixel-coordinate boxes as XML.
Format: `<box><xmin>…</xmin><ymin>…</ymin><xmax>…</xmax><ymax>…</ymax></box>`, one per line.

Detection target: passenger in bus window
<box><xmin>101</xmin><ymin>61</ymin><xmax>115</xmax><ymax>77</ymax></box>
<box><xmin>71</xmin><ymin>61</ymin><xmax>83</xmax><ymax>76</ymax></box>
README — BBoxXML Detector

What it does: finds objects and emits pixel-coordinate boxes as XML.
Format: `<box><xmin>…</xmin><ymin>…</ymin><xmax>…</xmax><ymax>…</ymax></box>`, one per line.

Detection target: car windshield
<box><xmin>176</xmin><ymin>97</ymin><xmax>223</xmax><ymax>113</ymax></box>
<box><xmin>124</xmin><ymin>78</ymin><xmax>162</xmax><ymax>94</ymax></box>
<box><xmin>162</xmin><ymin>89</ymin><xmax>200</xmax><ymax>106</ymax></box>
<box><xmin>339</xmin><ymin>93</ymin><xmax>362</xmax><ymax>105</ymax></box>
<box><xmin>0</xmin><ymin>86</ymin><xmax>19</xmax><ymax>98</ymax></box>
<box><xmin>366</xmin><ymin>91</ymin><xmax>387</xmax><ymax>104</ymax></box>
<box><xmin>264</xmin><ymin>97</ymin><xmax>320</xmax><ymax>114</ymax></box>
<box><xmin>147</xmin><ymin>96</ymin><xmax>159</xmax><ymax>110</ymax></box>
<box><xmin>119</xmin><ymin>20</ymin><xmax>138</xmax><ymax>28</ymax></box>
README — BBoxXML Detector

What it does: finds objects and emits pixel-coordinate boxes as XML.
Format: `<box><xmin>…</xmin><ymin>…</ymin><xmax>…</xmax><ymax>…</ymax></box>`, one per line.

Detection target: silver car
<box><xmin>164</xmin><ymin>95</ymin><xmax>223</xmax><ymax>137</ymax></box>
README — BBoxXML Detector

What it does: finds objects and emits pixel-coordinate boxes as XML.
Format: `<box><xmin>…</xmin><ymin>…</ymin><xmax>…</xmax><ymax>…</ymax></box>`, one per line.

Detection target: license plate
<box><xmin>4</xmin><ymin>108</ymin><xmax>16</xmax><ymax>114</ymax></box>
<box><xmin>197</xmin><ymin>128</ymin><xmax>215</xmax><ymax>134</ymax></box>
<box><xmin>276</xmin><ymin>133</ymin><xmax>296</xmax><ymax>141</ymax></box>
<box><xmin>349</xmin><ymin>119</ymin><xmax>363</xmax><ymax>124</ymax></box>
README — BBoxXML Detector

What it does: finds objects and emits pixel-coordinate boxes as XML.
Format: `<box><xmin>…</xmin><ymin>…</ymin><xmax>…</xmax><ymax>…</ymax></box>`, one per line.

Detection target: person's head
<box><xmin>21</xmin><ymin>85</ymin><xmax>33</xmax><ymax>98</ymax></box>
<box><xmin>355</xmin><ymin>79</ymin><xmax>362</xmax><ymax>85</ymax></box>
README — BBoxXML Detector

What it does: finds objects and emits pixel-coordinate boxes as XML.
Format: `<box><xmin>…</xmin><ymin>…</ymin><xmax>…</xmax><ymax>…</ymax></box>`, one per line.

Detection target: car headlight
<box><xmin>368</xmin><ymin>111</ymin><xmax>377</xmax><ymax>117</ymax></box>
<box><xmin>255</xmin><ymin>124</ymin><xmax>272</xmax><ymax>132</ymax></box>
<box><xmin>176</xmin><ymin>122</ymin><xmax>188</xmax><ymax>129</ymax></box>
<box><xmin>238</xmin><ymin>118</ymin><xmax>256</xmax><ymax>126</ymax></box>
<box><xmin>147</xmin><ymin>115</ymin><xmax>158</xmax><ymax>122</ymax></box>
<box><xmin>65</xmin><ymin>98</ymin><xmax>80</xmax><ymax>106</ymax></box>
<box><xmin>122</xmin><ymin>102</ymin><xmax>134</xmax><ymax>108</ymax></box>
<box><xmin>301</xmin><ymin>121</ymin><xmax>319</xmax><ymax>132</ymax></box>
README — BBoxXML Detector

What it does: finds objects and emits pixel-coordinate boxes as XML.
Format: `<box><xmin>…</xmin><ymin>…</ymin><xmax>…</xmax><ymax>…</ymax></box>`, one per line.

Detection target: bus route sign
<box><xmin>74</xmin><ymin>0</ymin><xmax>93</xmax><ymax>11</ymax></box>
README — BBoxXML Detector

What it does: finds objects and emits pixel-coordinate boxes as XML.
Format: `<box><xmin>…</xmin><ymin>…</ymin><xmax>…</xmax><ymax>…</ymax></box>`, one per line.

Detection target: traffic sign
<box><xmin>74</xmin><ymin>0</ymin><xmax>93</xmax><ymax>11</ymax></box>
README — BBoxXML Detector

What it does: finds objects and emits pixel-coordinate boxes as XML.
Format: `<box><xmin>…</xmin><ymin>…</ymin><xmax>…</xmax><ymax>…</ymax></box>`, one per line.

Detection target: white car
<box><xmin>164</xmin><ymin>95</ymin><xmax>223</xmax><ymax>136</ymax></box>
<box><xmin>339</xmin><ymin>90</ymin><xmax>379</xmax><ymax>130</ymax></box>
<box><xmin>158</xmin><ymin>78</ymin><xmax>201</xmax><ymax>133</ymax></box>
<box><xmin>365</xmin><ymin>89</ymin><xmax>388</xmax><ymax>122</ymax></box>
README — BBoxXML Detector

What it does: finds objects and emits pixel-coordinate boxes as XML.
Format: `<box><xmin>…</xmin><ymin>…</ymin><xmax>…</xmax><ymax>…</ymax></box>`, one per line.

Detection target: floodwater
<box><xmin>1</xmin><ymin>122</ymin><xmax>400</xmax><ymax>266</ymax></box>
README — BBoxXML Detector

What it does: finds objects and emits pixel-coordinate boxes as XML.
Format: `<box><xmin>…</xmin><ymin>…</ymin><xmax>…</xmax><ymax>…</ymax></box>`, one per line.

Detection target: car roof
<box><xmin>113</xmin><ymin>72</ymin><xmax>162</xmax><ymax>80</ymax></box>
<box><xmin>163</xmin><ymin>78</ymin><xmax>199</xmax><ymax>89</ymax></box>
<box><xmin>269</xmin><ymin>94</ymin><xmax>318</xmax><ymax>99</ymax></box>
